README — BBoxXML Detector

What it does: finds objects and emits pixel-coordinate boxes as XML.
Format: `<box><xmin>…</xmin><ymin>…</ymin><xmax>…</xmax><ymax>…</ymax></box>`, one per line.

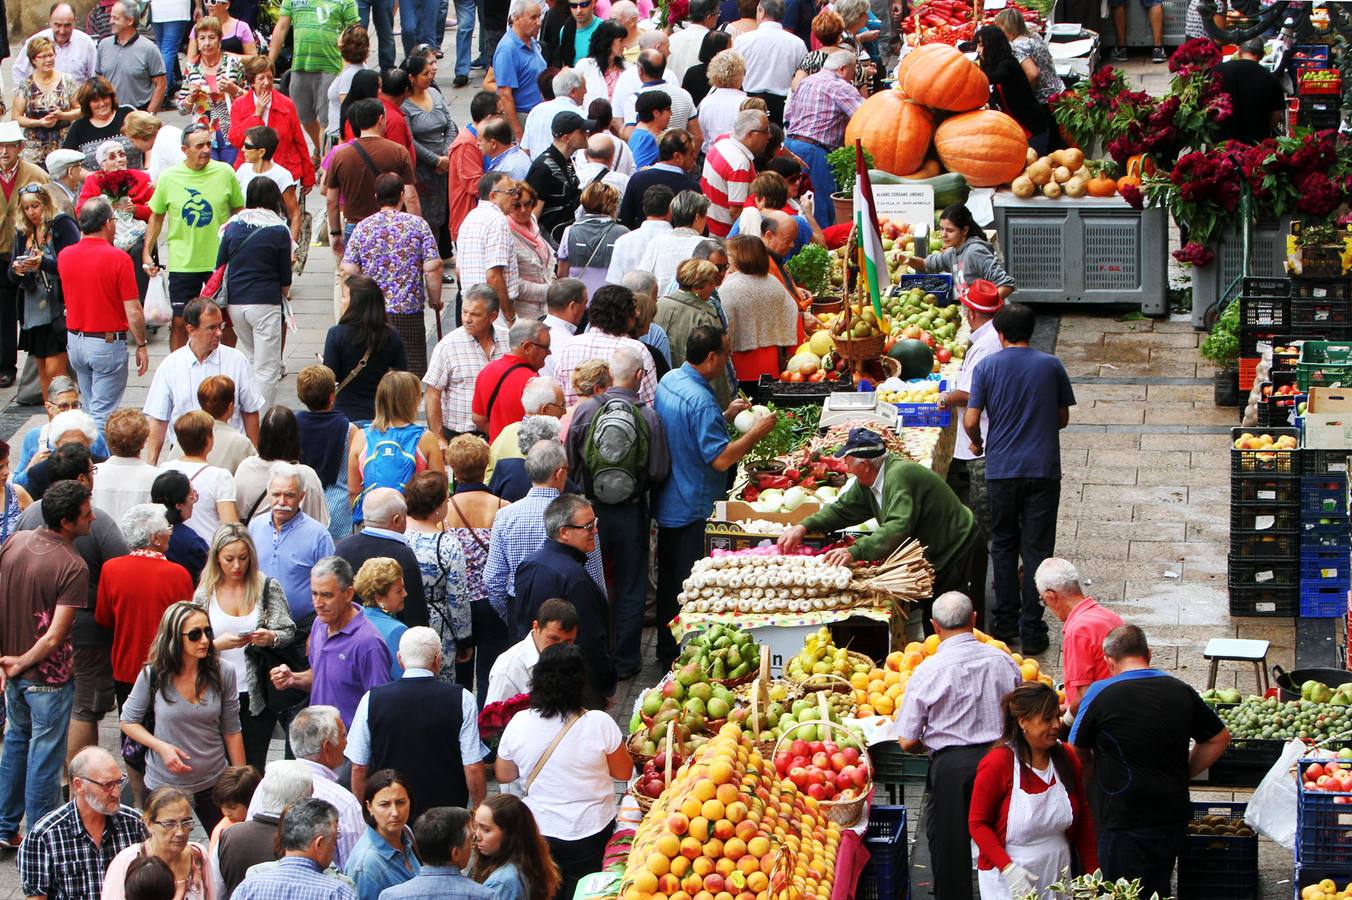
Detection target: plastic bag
<box><xmin>144</xmin><ymin>273</ymin><xmax>171</xmax><ymax>327</ymax></box>
<box><xmin>1245</xmin><ymin>738</ymin><xmax>1310</xmax><ymax>849</ymax></box>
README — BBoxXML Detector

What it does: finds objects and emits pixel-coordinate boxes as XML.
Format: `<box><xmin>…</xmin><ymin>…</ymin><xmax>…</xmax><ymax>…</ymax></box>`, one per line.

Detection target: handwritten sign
<box><xmin>871</xmin><ymin>183</ymin><xmax>934</xmax><ymax>231</ymax></box>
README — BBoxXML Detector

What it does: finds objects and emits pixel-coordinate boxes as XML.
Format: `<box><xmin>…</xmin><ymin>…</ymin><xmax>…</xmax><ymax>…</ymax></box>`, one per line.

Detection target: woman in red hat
<box><xmin>906</xmin><ymin>203</ymin><xmax>1016</xmax><ymax>302</ymax></box>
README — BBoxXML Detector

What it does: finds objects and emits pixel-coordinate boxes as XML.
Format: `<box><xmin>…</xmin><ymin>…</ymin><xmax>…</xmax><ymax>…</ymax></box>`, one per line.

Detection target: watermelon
<box><xmin>888</xmin><ymin>339</ymin><xmax>935</xmax><ymax>380</ymax></box>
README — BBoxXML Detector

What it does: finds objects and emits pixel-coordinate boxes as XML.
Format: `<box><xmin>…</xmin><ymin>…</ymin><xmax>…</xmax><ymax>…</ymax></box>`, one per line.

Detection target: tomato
<box><xmin>789</xmin><ymin>373</ymin><xmax>805</xmax><ymax>383</ymax></box>
<box><xmin>808</xmin><ymin>372</ymin><xmax>825</xmax><ymax>382</ymax></box>
<box><xmin>779</xmin><ymin>370</ymin><xmax>793</xmax><ymax>382</ymax></box>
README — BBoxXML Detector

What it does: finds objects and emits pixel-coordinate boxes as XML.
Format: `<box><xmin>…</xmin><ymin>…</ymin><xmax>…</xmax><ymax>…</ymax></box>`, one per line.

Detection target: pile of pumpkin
<box><xmin>845</xmin><ymin>43</ymin><xmax>1028</xmax><ymax>188</ymax></box>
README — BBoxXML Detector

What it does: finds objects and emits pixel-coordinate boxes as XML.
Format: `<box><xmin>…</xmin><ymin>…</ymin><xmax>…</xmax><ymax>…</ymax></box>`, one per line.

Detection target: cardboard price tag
<box><xmin>871</xmin><ymin>183</ymin><xmax>935</xmax><ymax>232</ymax></box>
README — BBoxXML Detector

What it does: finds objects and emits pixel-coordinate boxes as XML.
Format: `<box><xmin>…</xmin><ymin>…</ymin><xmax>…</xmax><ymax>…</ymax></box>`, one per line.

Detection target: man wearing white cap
<box><xmin>0</xmin><ymin>122</ymin><xmax>51</xmax><ymax>388</ymax></box>
<box><xmin>936</xmin><ymin>277</ymin><xmax>1004</xmax><ymax>618</ymax></box>
<box><xmin>44</xmin><ymin>150</ymin><xmax>89</xmax><ymax>217</ymax></box>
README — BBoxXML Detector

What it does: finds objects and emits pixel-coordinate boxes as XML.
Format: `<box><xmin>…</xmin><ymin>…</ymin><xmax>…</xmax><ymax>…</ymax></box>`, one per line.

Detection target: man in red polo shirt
<box><xmin>1036</xmin><ymin>556</ymin><xmax>1124</xmax><ymax>721</ymax></box>
<box><xmin>58</xmin><ymin>196</ymin><xmax>148</xmax><ymax>431</ymax></box>
<box><xmin>471</xmin><ymin>319</ymin><xmax>550</xmax><ymax>442</ymax></box>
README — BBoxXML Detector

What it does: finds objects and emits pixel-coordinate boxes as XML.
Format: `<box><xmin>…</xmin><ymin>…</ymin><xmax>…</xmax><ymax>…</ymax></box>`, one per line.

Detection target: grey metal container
<box><xmin>991</xmin><ymin>193</ymin><xmax>1169</xmax><ymax>315</ymax></box>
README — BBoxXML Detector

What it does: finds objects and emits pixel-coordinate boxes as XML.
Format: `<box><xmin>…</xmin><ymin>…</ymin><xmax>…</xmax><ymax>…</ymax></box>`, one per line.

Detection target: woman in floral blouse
<box><xmin>177</xmin><ymin>17</ymin><xmax>247</xmax><ymax>164</ymax></box>
<box><xmin>402</xmin><ymin>471</ymin><xmax>472</xmax><ymax>686</ymax></box>
<box><xmin>14</xmin><ymin>37</ymin><xmax>81</xmax><ymax>165</ymax></box>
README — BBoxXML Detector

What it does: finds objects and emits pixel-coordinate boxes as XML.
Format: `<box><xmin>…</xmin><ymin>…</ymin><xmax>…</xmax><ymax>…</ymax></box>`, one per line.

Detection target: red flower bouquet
<box><xmin>94</xmin><ymin>169</ymin><xmax>138</xmax><ymax>201</ymax></box>
<box><xmin>478</xmin><ymin>692</ymin><xmax>531</xmax><ymax>747</ymax></box>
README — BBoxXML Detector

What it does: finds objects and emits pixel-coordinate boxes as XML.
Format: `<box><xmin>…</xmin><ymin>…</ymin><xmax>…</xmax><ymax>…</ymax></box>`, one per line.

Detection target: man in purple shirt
<box><xmin>269</xmin><ymin>556</ymin><xmax>392</xmax><ymax>726</ymax></box>
<box><xmin>894</xmin><ymin>591</ymin><xmax>1022</xmax><ymax>900</ymax></box>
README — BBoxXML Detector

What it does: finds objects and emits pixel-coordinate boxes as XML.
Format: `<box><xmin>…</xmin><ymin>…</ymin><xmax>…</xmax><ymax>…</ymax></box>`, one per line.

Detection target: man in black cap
<box><xmin>778</xmin><ymin>426</ymin><xmax>985</xmax><ymax>630</ymax></box>
<box><xmin>525</xmin><ymin>110</ymin><xmax>587</xmax><ymax>246</ymax></box>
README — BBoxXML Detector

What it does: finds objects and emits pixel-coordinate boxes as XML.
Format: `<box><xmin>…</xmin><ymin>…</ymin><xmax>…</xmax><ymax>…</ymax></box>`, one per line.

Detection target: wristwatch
<box><xmin>329</xmin><ymin>230</ymin><xmax>342</xmax><ymax>236</ymax></box>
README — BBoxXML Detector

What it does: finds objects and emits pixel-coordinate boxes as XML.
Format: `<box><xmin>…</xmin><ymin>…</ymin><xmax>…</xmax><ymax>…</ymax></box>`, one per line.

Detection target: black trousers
<box><xmin>472</xmin><ymin>600</ymin><xmax>510</xmax><ymax>709</ymax></box>
<box><xmin>925</xmin><ymin>744</ymin><xmax>987</xmax><ymax>900</ymax></box>
<box><xmin>1099</xmin><ymin>824</ymin><xmax>1186</xmax><ymax>900</ymax></box>
<box><xmin>655</xmin><ymin>521</ymin><xmax>706</xmax><ymax>665</ymax></box>
<box><xmin>546</xmin><ymin>819</ymin><xmax>615</xmax><ymax>900</ymax></box>
<box><xmin>0</xmin><ymin>262</ymin><xmax>17</xmax><ymax>374</ymax></box>
<box><xmin>987</xmin><ymin>477</ymin><xmax>1060</xmax><ymax>642</ymax></box>
<box><xmin>238</xmin><ymin>694</ymin><xmax>279</xmax><ymax>774</ymax></box>
<box><xmin>930</xmin><ymin>525</ymin><xmax>988</xmax><ymax>634</ymax></box>
<box><xmin>749</xmin><ymin>91</ymin><xmax>787</xmax><ymax>127</ymax></box>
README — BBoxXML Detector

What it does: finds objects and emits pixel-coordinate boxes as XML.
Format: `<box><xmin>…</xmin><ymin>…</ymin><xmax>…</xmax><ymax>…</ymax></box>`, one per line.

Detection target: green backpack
<box><xmin>582</xmin><ymin>397</ymin><xmax>651</xmax><ymax>504</ymax></box>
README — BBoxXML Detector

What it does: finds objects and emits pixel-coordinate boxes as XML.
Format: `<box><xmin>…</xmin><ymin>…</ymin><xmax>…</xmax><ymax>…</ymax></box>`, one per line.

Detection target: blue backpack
<box><xmin>355</xmin><ymin>422</ymin><xmax>424</xmax><ymax>522</ymax></box>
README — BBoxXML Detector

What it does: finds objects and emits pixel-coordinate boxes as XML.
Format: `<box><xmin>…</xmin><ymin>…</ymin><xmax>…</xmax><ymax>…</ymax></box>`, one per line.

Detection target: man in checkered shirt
<box><xmin>17</xmin><ymin>747</ymin><xmax>145</xmax><ymax>900</ymax></box>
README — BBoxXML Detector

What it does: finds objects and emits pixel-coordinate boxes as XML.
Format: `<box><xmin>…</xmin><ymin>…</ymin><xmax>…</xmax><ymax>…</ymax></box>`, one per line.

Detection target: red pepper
<box><xmin>757</xmin><ymin>474</ymin><xmax>794</xmax><ymax>490</ymax></box>
<box><xmin>742</xmin><ymin>486</ymin><xmax>760</xmax><ymax>502</ymax></box>
<box><xmin>800</xmin><ymin>476</ymin><xmax>817</xmax><ymax>490</ymax></box>
<box><xmin>784</xmin><ymin>468</ymin><xmax>800</xmax><ymax>481</ymax></box>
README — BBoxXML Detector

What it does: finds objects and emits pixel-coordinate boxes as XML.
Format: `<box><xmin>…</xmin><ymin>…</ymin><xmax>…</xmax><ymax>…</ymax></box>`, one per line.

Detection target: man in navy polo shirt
<box><xmin>493</xmin><ymin>0</ymin><xmax>547</xmax><ymax>141</ymax></box>
<box><xmin>652</xmin><ymin>324</ymin><xmax>774</xmax><ymax>668</ymax></box>
<box><xmin>964</xmin><ymin>302</ymin><xmax>1075</xmax><ymax>656</ymax></box>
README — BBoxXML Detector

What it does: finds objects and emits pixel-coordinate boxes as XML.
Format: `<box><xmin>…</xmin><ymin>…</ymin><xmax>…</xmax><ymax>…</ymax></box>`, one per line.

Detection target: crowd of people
<box><xmin>0</xmin><ymin>0</ymin><xmax>1235</xmax><ymax>898</ymax></box>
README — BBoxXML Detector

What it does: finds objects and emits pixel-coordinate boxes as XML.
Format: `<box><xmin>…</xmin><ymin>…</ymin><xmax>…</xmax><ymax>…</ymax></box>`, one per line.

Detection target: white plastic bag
<box><xmin>1245</xmin><ymin>738</ymin><xmax>1311</xmax><ymax>849</ymax></box>
<box><xmin>144</xmin><ymin>273</ymin><xmax>171</xmax><ymax>327</ymax></box>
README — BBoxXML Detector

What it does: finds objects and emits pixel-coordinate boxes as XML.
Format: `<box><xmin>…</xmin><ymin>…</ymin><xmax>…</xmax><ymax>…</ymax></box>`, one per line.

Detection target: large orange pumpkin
<box><xmin>933</xmin><ymin>110</ymin><xmax>1028</xmax><ymax>187</ymax></box>
<box><xmin>844</xmin><ymin>91</ymin><xmax>934</xmax><ymax>177</ymax></box>
<box><xmin>899</xmin><ymin>43</ymin><xmax>990</xmax><ymax>113</ymax></box>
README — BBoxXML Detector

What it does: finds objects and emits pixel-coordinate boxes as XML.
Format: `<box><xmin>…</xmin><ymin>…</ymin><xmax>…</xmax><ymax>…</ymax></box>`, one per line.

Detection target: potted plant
<box><xmin>1201</xmin><ymin>296</ymin><xmax>1241</xmax><ymax>406</ymax></box>
<box><xmin>827</xmin><ymin>146</ymin><xmax>872</xmax><ymax>227</ymax></box>
<box><xmin>784</xmin><ymin>244</ymin><xmax>839</xmax><ymax>312</ymax></box>
<box><xmin>1293</xmin><ymin>220</ymin><xmax>1347</xmax><ymax>278</ymax></box>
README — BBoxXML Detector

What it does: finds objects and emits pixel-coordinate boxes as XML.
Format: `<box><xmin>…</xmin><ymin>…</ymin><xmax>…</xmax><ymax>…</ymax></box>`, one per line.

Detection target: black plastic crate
<box><xmin>1242</xmin><ymin>294</ymin><xmax>1289</xmax><ymax>330</ymax></box>
<box><xmin>1294</xmin><ymin>296</ymin><xmax>1352</xmax><ymax>330</ymax></box>
<box><xmin>857</xmin><ymin>805</ymin><xmax>909</xmax><ymax>900</ymax></box>
<box><xmin>1178</xmin><ymin>801</ymin><xmax>1257</xmax><ymax>900</ymax></box>
<box><xmin>1275</xmin><ymin>337</ymin><xmax>1307</xmax><ymax>372</ymax></box>
<box><xmin>1241</xmin><ymin>332</ymin><xmax>1277</xmax><ymax>358</ymax></box>
<box><xmin>1304</xmin><ymin>449</ymin><xmax>1352</xmax><ymax>478</ymax></box>
<box><xmin>1229</xmin><ymin>555</ymin><xmax>1299</xmax><ymax>590</ymax></box>
<box><xmin>754</xmin><ymin>374</ymin><xmax>853</xmax><ymax>407</ymax></box>
<box><xmin>1232</xmin><ymin>531</ymin><xmax>1300</xmax><ymax>558</ymax></box>
<box><xmin>1202</xmin><ymin>739</ymin><xmax>1286</xmax><ymax>786</ymax></box>
<box><xmin>1232</xmin><ymin>477</ymin><xmax>1301</xmax><ymax>506</ymax></box>
<box><xmin>871</xmin><ymin>742</ymin><xmax>930</xmax><ymax>785</ymax></box>
<box><xmin>1231</xmin><ymin>506</ymin><xmax>1301</xmax><ymax>533</ymax></box>
<box><xmin>1228</xmin><ymin>582</ymin><xmax>1299</xmax><ymax>617</ymax></box>
<box><xmin>1232</xmin><ymin>427</ymin><xmax>1301</xmax><ymax>476</ymax></box>
<box><xmin>1244</xmin><ymin>276</ymin><xmax>1292</xmax><ymax>298</ymax></box>
<box><xmin>1293</xmin><ymin>279</ymin><xmax>1352</xmax><ymax>302</ymax></box>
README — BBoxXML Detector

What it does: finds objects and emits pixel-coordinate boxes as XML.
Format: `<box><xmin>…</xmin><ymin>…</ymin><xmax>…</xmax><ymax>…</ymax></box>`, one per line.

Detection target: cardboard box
<box><xmin>1305</xmin><ymin>388</ymin><xmax>1352</xmax><ymax>449</ymax></box>
<box><xmin>705</xmin><ymin>501</ymin><xmax>829</xmax><ymax>555</ymax></box>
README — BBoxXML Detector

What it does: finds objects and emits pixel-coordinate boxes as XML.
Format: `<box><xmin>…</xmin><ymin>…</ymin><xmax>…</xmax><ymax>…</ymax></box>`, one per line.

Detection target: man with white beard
<box><xmin>248</xmin><ymin>463</ymin><xmax>336</xmax><ymax>634</ymax></box>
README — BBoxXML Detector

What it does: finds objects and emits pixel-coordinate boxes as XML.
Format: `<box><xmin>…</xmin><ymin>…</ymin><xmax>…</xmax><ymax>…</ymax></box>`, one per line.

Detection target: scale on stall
<box><xmin>819</xmin><ymin>392</ymin><xmax>898</xmax><ymax>430</ymax></box>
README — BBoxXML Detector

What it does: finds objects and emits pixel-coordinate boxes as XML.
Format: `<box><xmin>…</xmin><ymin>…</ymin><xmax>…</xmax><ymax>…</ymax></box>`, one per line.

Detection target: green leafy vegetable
<box><xmin>785</xmin><ymin>244</ymin><xmax>832</xmax><ymax>296</ymax></box>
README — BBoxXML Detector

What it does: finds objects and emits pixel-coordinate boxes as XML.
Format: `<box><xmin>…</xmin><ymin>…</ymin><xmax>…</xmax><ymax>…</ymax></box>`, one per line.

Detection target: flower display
<box><xmin>94</xmin><ymin>169</ymin><xmax>138</xmax><ymax>200</ymax></box>
<box><xmin>478</xmin><ymin>692</ymin><xmax>531</xmax><ymax>746</ymax></box>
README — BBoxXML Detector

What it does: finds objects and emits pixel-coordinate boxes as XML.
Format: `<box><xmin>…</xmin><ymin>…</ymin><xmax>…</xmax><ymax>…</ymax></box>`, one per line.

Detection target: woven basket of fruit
<box><xmin>633</xmin><ymin>731</ymin><xmax>680</xmax><ymax>815</ymax></box>
<box><xmin>836</xmin><ymin>332</ymin><xmax>886</xmax><ymax>360</ymax></box>
<box><xmin>772</xmin><ymin>720</ymin><xmax>871</xmax><ymax>827</ymax></box>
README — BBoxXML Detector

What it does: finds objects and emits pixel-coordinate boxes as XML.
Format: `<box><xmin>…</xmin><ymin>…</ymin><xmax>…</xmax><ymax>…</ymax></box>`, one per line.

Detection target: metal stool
<box><xmin>1203</xmin><ymin>638</ymin><xmax>1271</xmax><ymax>694</ymax></box>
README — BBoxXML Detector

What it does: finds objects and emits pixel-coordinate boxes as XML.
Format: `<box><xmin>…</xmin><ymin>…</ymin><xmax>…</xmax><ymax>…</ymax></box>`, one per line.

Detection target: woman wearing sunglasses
<box><xmin>120</xmin><ymin>601</ymin><xmax>245</xmax><ymax>835</ymax></box>
<box><xmin>101</xmin><ymin>786</ymin><xmax>219</xmax><ymax>900</ymax></box>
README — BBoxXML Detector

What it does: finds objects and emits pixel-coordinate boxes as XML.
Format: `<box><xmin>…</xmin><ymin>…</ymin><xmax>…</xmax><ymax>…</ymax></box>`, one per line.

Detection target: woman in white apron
<box><xmin>970</xmin><ymin>682</ymin><xmax>1098</xmax><ymax>900</ymax></box>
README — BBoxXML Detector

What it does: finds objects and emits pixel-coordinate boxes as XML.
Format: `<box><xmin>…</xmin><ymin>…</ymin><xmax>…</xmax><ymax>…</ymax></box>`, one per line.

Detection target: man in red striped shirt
<box><xmin>699</xmin><ymin>109</ymin><xmax>769</xmax><ymax>236</ymax></box>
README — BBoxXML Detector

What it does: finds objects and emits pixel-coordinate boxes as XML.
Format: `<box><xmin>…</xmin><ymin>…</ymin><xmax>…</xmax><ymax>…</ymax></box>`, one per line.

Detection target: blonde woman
<box><xmin>355</xmin><ymin>557</ymin><xmax>409</xmax><ymax>680</ymax></box>
<box><xmin>101</xmin><ymin>786</ymin><xmax>219</xmax><ymax>900</ymax></box>
<box><xmin>697</xmin><ymin>50</ymin><xmax>747</xmax><ymax>156</ymax></box>
<box><xmin>8</xmin><ymin>184</ymin><xmax>79</xmax><ymax>396</ymax></box>
<box><xmin>348</xmin><ymin>371</ymin><xmax>444</xmax><ymax>526</ymax></box>
<box><xmin>194</xmin><ymin>523</ymin><xmax>297</xmax><ymax>772</ymax></box>
<box><xmin>14</xmin><ymin>37</ymin><xmax>80</xmax><ymax>165</ymax></box>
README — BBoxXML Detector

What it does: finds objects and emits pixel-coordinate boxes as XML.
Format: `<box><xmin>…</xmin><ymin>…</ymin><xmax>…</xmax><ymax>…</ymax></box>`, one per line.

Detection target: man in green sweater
<box><xmin>777</xmin><ymin>428</ymin><xmax>986</xmax><ymax>628</ymax></box>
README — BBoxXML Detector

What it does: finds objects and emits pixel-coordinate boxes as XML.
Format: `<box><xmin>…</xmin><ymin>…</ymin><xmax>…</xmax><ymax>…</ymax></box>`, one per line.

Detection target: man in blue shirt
<box><xmin>249</xmin><ymin>463</ymin><xmax>336</xmax><ymax>630</ymax></box>
<box><xmin>233</xmin><ymin>798</ymin><xmax>355</xmax><ymax>900</ymax></box>
<box><xmin>628</xmin><ymin>91</ymin><xmax>672</xmax><ymax>169</ymax></box>
<box><xmin>964</xmin><ymin>302</ymin><xmax>1075</xmax><ymax>656</ymax></box>
<box><xmin>492</xmin><ymin>0</ymin><xmax>547</xmax><ymax>140</ymax></box>
<box><xmin>653</xmin><ymin>325</ymin><xmax>775</xmax><ymax>667</ymax></box>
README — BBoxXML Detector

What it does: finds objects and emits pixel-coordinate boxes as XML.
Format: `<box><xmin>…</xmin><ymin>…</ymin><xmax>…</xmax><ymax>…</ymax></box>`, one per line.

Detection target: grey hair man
<box><xmin>575</xmin><ymin>132</ymin><xmax>631</xmax><ymax>199</ymax></box>
<box><xmin>98</xmin><ymin>0</ymin><xmax>167</xmax><ymax>131</ymax></box>
<box><xmin>455</xmin><ymin>172</ymin><xmax>521</xmax><ymax>322</ymax></box>
<box><xmin>268</xmin><ymin>558</ymin><xmax>395</xmax><ymax>729</ymax></box>
<box><xmin>513</xmin><ymin>493</ymin><xmax>615</xmax><ymax>700</ymax></box>
<box><xmin>17</xmin><ymin>746</ymin><xmax>144</xmax><ymax>900</ymax></box>
<box><xmin>424</xmin><ymin>281</ymin><xmax>509</xmax><ymax>447</ymax></box>
<box><xmin>233</xmin><ymin>799</ymin><xmax>353</xmax><ymax>899</ymax></box>
<box><xmin>497</xmin><ymin>0</ymin><xmax>546</xmax><ymax>139</ymax></box>
<box><xmin>1033</xmin><ymin>557</ymin><xmax>1123</xmax><ymax>718</ymax></box>
<box><xmin>217</xmin><ymin>760</ymin><xmax>315</xmax><ymax>896</ymax></box>
<box><xmin>248</xmin><ymin>460</ymin><xmax>336</xmax><ymax>623</ymax></box>
<box><xmin>521</xmin><ymin>68</ymin><xmax>586</xmax><ymax>157</ymax></box>
<box><xmin>564</xmin><ymin>343</ymin><xmax>670</xmax><ymax>679</ymax></box>
<box><xmin>334</xmin><ymin>489</ymin><xmax>430</xmax><ymax>629</ymax></box>
<box><xmin>893</xmin><ymin>589</ymin><xmax>1022</xmax><ymax>900</ymax></box>
<box><xmin>703</xmin><ymin>110</ymin><xmax>771</xmax><ymax>234</ymax></box>
<box><xmin>638</xmin><ymin>191</ymin><xmax>713</xmax><ymax>285</ymax></box>
<box><xmin>346</xmin><ymin>626</ymin><xmax>488</xmax><ymax>815</ymax></box>
<box><xmin>470</xmin><ymin>319</ymin><xmax>552</xmax><ymax>437</ymax></box>
<box><xmin>542</xmin><ymin>278</ymin><xmax>588</xmax><ymax>371</ymax></box>
<box><xmin>1069</xmin><ymin>624</ymin><xmax>1229</xmax><ymax>900</ymax></box>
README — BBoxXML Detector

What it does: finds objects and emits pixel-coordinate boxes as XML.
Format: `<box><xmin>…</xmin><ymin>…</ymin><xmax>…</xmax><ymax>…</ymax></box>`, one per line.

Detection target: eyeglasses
<box><xmin>524</xmin><ymin>339</ymin><xmax>551</xmax><ymax>352</ymax></box>
<box><xmin>509</xmin><ymin>199</ymin><xmax>532</xmax><ymax>209</ymax></box>
<box><xmin>49</xmin><ymin>399</ymin><xmax>80</xmax><ymax>411</ymax></box>
<box><xmin>747</xmin><ymin>128</ymin><xmax>770</xmax><ymax>135</ymax></box>
<box><xmin>542</xmin><ymin>401</ymin><xmax>565</xmax><ymax>413</ymax></box>
<box><xmin>564</xmin><ymin>518</ymin><xmax>599</xmax><ymax>533</ymax></box>
<box><xmin>198</xmin><ymin>322</ymin><xmax>225</xmax><ymax>333</ymax></box>
<box><xmin>182</xmin><ymin>626</ymin><xmax>215</xmax><ymax>642</ymax></box>
<box><xmin>491</xmin><ymin>187</ymin><xmax>521</xmax><ymax>197</ymax></box>
<box><xmin>241</xmin><ymin>143</ymin><xmax>257</xmax><ymax>151</ymax></box>
<box><xmin>569</xmin><ymin>1</ymin><xmax>591</xmax><ymax>7</ymax></box>
<box><xmin>80</xmin><ymin>774</ymin><xmax>128</xmax><ymax>792</ymax></box>
<box><xmin>153</xmin><ymin>818</ymin><xmax>196</xmax><ymax>832</ymax></box>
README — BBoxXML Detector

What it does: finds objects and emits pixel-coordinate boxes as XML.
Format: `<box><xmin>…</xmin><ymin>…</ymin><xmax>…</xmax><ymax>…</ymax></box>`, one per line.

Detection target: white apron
<box><xmin>976</xmin><ymin>752</ymin><xmax>1075</xmax><ymax>900</ymax></box>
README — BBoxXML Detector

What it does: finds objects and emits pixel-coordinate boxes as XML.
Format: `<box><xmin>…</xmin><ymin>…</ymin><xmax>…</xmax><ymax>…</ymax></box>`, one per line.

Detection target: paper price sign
<box><xmin>870</xmin><ymin>183</ymin><xmax>935</xmax><ymax>232</ymax></box>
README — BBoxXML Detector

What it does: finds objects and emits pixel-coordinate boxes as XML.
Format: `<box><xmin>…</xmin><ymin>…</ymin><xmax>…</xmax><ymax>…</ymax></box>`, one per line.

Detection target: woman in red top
<box><xmin>969</xmin><ymin>682</ymin><xmax>1098</xmax><ymax>899</ymax></box>
<box><xmin>227</xmin><ymin>57</ymin><xmax>316</xmax><ymax>191</ymax></box>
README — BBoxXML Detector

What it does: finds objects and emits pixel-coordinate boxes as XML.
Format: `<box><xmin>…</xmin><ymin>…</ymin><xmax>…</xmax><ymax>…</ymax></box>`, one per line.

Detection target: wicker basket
<box><xmin>837</xmin><ymin>332</ymin><xmax>886</xmax><ymax>360</ymax></box>
<box><xmin>772</xmin><ymin>720</ymin><xmax>871</xmax><ymax>827</ymax></box>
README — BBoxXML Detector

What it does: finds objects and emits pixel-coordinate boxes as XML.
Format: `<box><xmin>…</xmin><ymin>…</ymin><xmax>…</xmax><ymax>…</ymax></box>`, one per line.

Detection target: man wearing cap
<box><xmin>44</xmin><ymin>150</ymin><xmax>89</xmax><ymax>217</ymax></box>
<box><xmin>778</xmin><ymin>426</ymin><xmax>985</xmax><ymax>631</ymax></box>
<box><xmin>525</xmin><ymin>111</ymin><xmax>586</xmax><ymax>245</ymax></box>
<box><xmin>936</xmin><ymin>277</ymin><xmax>1004</xmax><ymax>615</ymax></box>
<box><xmin>0</xmin><ymin>123</ymin><xmax>51</xmax><ymax>389</ymax></box>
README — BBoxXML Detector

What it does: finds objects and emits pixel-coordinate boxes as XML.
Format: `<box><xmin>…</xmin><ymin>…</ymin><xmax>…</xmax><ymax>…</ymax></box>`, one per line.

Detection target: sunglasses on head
<box><xmin>18</xmin><ymin>184</ymin><xmax>45</xmax><ymax>196</ymax></box>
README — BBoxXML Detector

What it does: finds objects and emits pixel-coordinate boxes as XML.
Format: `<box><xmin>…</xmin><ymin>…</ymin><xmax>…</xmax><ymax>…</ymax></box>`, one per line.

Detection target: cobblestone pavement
<box><xmin>0</xmin><ymin>46</ymin><xmax>1301</xmax><ymax>900</ymax></box>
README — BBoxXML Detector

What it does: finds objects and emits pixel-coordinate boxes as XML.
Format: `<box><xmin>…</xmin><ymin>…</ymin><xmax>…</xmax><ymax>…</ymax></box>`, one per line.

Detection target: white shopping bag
<box><xmin>144</xmin><ymin>273</ymin><xmax>172</xmax><ymax>327</ymax></box>
<box><xmin>1245</xmin><ymin>738</ymin><xmax>1311</xmax><ymax>849</ymax></box>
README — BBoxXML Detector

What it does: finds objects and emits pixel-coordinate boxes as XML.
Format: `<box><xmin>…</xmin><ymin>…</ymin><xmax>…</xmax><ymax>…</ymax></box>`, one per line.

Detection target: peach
<box><xmin>680</xmin><ymin>836</ymin><xmax>703</xmax><ymax>860</ymax></box>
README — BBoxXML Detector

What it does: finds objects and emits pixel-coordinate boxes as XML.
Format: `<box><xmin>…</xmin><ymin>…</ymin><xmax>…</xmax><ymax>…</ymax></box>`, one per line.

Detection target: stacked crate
<box><xmin>1300</xmin><ymin>443</ymin><xmax>1352</xmax><ymax>617</ymax></box>
<box><xmin>1230</xmin><ymin>427</ymin><xmax>1301</xmax><ymax>617</ymax></box>
<box><xmin>1239</xmin><ymin>277</ymin><xmax>1290</xmax><ymax>393</ymax></box>
<box><xmin>1297</xmin><ymin>67</ymin><xmax>1342</xmax><ymax>131</ymax></box>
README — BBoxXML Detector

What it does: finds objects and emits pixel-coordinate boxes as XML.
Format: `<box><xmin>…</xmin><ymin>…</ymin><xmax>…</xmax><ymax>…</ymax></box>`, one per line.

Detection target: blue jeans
<box><xmin>454</xmin><ymin>0</ymin><xmax>476</xmax><ymax>74</ymax></box>
<box><xmin>437</xmin><ymin>0</ymin><xmax>451</xmax><ymax>47</ymax></box>
<box><xmin>152</xmin><ymin>19</ymin><xmax>189</xmax><ymax>95</ymax></box>
<box><xmin>66</xmin><ymin>333</ymin><xmax>129</xmax><ymax>433</ymax></box>
<box><xmin>783</xmin><ymin>138</ymin><xmax>835</xmax><ymax>228</ymax></box>
<box><xmin>597</xmin><ymin>501</ymin><xmax>648</xmax><ymax>676</ymax></box>
<box><xmin>399</xmin><ymin>0</ymin><xmax>440</xmax><ymax>54</ymax></box>
<box><xmin>0</xmin><ymin>679</ymin><xmax>75</xmax><ymax>839</ymax></box>
<box><xmin>358</xmin><ymin>0</ymin><xmax>397</xmax><ymax>71</ymax></box>
<box><xmin>986</xmin><ymin>476</ymin><xmax>1060</xmax><ymax>642</ymax></box>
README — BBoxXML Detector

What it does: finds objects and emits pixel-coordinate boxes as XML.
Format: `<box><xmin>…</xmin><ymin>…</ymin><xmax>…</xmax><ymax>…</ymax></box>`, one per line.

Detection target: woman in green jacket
<box><xmin>654</xmin><ymin>258</ymin><xmax>734</xmax><ymax>408</ymax></box>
